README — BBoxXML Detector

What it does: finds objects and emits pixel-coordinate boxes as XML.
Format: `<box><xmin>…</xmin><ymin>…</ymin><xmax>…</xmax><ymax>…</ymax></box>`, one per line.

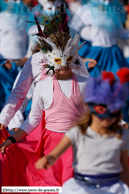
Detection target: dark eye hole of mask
<box><xmin>66</xmin><ymin>56</ymin><xmax>73</xmax><ymax>63</ymax></box>
<box><xmin>93</xmin><ymin>105</ymin><xmax>106</xmax><ymax>114</ymax></box>
<box><xmin>87</xmin><ymin>103</ymin><xmax>120</xmax><ymax>118</ymax></box>
<box><xmin>54</xmin><ymin>58</ymin><xmax>62</xmax><ymax>64</ymax></box>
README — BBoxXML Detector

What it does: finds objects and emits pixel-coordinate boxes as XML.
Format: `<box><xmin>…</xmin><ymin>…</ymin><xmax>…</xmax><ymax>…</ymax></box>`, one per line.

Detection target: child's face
<box><xmin>92</xmin><ymin>114</ymin><xmax>117</xmax><ymax>128</ymax></box>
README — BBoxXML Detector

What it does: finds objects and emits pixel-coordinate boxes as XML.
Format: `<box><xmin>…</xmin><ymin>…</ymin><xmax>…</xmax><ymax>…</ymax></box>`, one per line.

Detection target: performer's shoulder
<box><xmin>75</xmin><ymin>73</ymin><xmax>89</xmax><ymax>83</ymax></box>
<box><xmin>30</xmin><ymin>51</ymin><xmax>46</xmax><ymax>66</ymax></box>
<box><xmin>32</xmin><ymin>51</ymin><xmax>45</xmax><ymax>59</ymax></box>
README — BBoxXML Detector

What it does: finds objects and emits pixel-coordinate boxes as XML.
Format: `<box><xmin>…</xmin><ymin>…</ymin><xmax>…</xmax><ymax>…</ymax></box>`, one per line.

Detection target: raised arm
<box><xmin>35</xmin><ymin>135</ymin><xmax>72</xmax><ymax>170</ymax></box>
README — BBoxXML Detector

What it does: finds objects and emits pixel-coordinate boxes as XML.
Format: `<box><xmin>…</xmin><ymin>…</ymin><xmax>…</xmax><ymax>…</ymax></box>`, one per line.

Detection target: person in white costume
<box><xmin>0</xmin><ymin>31</ymin><xmax>89</xmax><ymax>187</ymax></box>
<box><xmin>36</xmin><ymin>69</ymin><xmax>129</xmax><ymax>194</ymax></box>
<box><xmin>0</xmin><ymin>4</ymin><xmax>90</xmax><ymax>131</ymax></box>
<box><xmin>0</xmin><ymin>0</ymin><xmax>30</xmax><ymax>64</ymax></box>
<box><xmin>0</xmin><ymin>0</ymin><xmax>31</xmax><ymax>110</ymax></box>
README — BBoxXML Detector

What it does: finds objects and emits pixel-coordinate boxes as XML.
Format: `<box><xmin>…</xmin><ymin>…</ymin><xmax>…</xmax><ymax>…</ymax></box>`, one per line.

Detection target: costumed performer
<box><xmin>36</xmin><ymin>68</ymin><xmax>129</xmax><ymax>194</ymax></box>
<box><xmin>70</xmin><ymin>0</ymin><xmax>129</xmax><ymax>122</ymax></box>
<box><xmin>70</xmin><ymin>0</ymin><xmax>129</xmax><ymax>76</ymax></box>
<box><xmin>0</xmin><ymin>4</ymin><xmax>90</xmax><ymax>136</ymax></box>
<box><xmin>0</xmin><ymin>31</ymin><xmax>89</xmax><ymax>188</ymax></box>
<box><xmin>0</xmin><ymin>0</ymin><xmax>31</xmax><ymax>110</ymax></box>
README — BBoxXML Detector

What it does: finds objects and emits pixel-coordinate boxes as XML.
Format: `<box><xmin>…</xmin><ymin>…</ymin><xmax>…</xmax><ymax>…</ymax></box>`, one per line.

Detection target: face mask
<box><xmin>87</xmin><ymin>103</ymin><xmax>120</xmax><ymax>118</ymax></box>
<box><xmin>40</xmin><ymin>34</ymin><xmax>85</xmax><ymax>76</ymax></box>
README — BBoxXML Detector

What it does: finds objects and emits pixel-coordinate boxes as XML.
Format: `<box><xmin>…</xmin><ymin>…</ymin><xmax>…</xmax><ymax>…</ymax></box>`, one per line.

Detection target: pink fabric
<box><xmin>0</xmin><ymin>73</ymin><xmax>85</xmax><ymax>191</ymax></box>
<box><xmin>45</xmin><ymin>73</ymin><xmax>85</xmax><ymax>132</ymax></box>
<box><xmin>0</xmin><ymin>128</ymin><xmax>10</xmax><ymax>144</ymax></box>
<box><xmin>24</xmin><ymin>112</ymin><xmax>45</xmax><ymax>142</ymax></box>
<box><xmin>1</xmin><ymin>129</ymin><xmax>73</xmax><ymax>194</ymax></box>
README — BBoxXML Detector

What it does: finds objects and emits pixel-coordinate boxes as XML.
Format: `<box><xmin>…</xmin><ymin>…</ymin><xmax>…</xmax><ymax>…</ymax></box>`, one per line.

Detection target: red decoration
<box><xmin>31</xmin><ymin>0</ymin><xmax>38</xmax><ymax>7</ymax></box>
<box><xmin>102</xmin><ymin>71</ymin><xmax>115</xmax><ymax>85</ymax></box>
<box><xmin>116</xmin><ymin>67</ymin><xmax>129</xmax><ymax>84</ymax></box>
<box><xmin>94</xmin><ymin>105</ymin><xmax>106</xmax><ymax>114</ymax></box>
<box><xmin>0</xmin><ymin>128</ymin><xmax>10</xmax><ymax>145</ymax></box>
<box><xmin>34</xmin><ymin>16</ymin><xmax>47</xmax><ymax>39</ymax></box>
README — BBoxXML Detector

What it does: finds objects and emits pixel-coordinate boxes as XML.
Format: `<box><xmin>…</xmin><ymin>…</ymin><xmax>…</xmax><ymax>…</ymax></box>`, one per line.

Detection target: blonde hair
<box><xmin>75</xmin><ymin>104</ymin><xmax>123</xmax><ymax>139</ymax></box>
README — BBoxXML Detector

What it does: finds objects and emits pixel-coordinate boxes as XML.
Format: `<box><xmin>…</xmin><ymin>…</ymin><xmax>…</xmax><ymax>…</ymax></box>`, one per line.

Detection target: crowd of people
<box><xmin>0</xmin><ymin>0</ymin><xmax>129</xmax><ymax>194</ymax></box>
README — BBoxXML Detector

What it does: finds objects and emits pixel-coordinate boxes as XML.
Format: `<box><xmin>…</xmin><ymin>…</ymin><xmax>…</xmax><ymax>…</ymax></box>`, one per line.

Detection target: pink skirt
<box><xmin>0</xmin><ymin>123</ymin><xmax>73</xmax><ymax>194</ymax></box>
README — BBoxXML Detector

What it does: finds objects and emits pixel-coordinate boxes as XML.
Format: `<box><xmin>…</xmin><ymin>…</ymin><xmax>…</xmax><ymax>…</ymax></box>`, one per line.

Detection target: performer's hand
<box><xmin>13</xmin><ymin>128</ymin><xmax>19</xmax><ymax>132</ymax></box>
<box><xmin>0</xmin><ymin>139</ymin><xmax>12</xmax><ymax>154</ymax></box>
<box><xmin>4</xmin><ymin>59</ymin><xmax>14</xmax><ymax>63</ymax></box>
<box><xmin>1</xmin><ymin>60</ymin><xmax>13</xmax><ymax>70</ymax></box>
<box><xmin>4</xmin><ymin>62</ymin><xmax>12</xmax><ymax>70</ymax></box>
<box><xmin>87</xmin><ymin>59</ymin><xmax>97</xmax><ymax>68</ymax></box>
<box><xmin>35</xmin><ymin>155</ymin><xmax>55</xmax><ymax>170</ymax></box>
<box><xmin>122</xmin><ymin>122</ymin><xmax>128</xmax><ymax>129</ymax></box>
<box><xmin>0</xmin><ymin>123</ymin><xmax>5</xmax><ymax>130</ymax></box>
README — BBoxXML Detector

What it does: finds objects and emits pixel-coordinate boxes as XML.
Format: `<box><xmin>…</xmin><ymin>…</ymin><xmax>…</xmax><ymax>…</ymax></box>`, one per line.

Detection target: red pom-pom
<box><xmin>116</xmin><ymin>67</ymin><xmax>129</xmax><ymax>84</ymax></box>
<box><xmin>102</xmin><ymin>71</ymin><xmax>115</xmax><ymax>85</ymax></box>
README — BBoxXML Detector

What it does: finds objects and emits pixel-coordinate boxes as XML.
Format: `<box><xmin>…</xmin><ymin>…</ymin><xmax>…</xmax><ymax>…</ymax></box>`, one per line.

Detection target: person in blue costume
<box><xmin>69</xmin><ymin>0</ymin><xmax>91</xmax><ymax>58</ymax></box>
<box><xmin>78</xmin><ymin>0</ymin><xmax>91</xmax><ymax>58</ymax></box>
<box><xmin>71</xmin><ymin>0</ymin><xmax>129</xmax><ymax>75</ymax></box>
<box><xmin>0</xmin><ymin>0</ymin><xmax>32</xmax><ymax>111</ymax></box>
<box><xmin>70</xmin><ymin>0</ymin><xmax>129</xmax><ymax>122</ymax></box>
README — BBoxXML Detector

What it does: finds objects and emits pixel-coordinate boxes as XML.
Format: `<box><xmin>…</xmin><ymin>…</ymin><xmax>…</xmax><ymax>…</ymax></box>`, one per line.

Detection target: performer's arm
<box><xmin>18</xmin><ymin>82</ymin><xmax>44</xmax><ymax>135</ymax></box>
<box><xmin>120</xmin><ymin>150</ymin><xmax>129</xmax><ymax>186</ymax></box>
<box><xmin>116</xmin><ymin>26</ymin><xmax>129</xmax><ymax>39</ymax></box>
<box><xmin>35</xmin><ymin>126</ymin><xmax>79</xmax><ymax>170</ymax></box>
<box><xmin>8</xmin><ymin>82</ymin><xmax>34</xmax><ymax>131</ymax></box>
<box><xmin>35</xmin><ymin>135</ymin><xmax>72</xmax><ymax>170</ymax></box>
<box><xmin>0</xmin><ymin>129</ymin><xmax>28</xmax><ymax>153</ymax></box>
<box><xmin>0</xmin><ymin>83</ymin><xmax>44</xmax><ymax>153</ymax></box>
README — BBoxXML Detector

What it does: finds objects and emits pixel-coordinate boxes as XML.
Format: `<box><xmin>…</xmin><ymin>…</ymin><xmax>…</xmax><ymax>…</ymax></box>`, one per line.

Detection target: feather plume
<box><xmin>116</xmin><ymin>67</ymin><xmax>129</xmax><ymax>84</ymax></box>
<box><xmin>34</xmin><ymin>16</ymin><xmax>47</xmax><ymax>38</ymax></box>
<box><xmin>102</xmin><ymin>71</ymin><xmax>115</xmax><ymax>85</ymax></box>
<box><xmin>41</xmin><ymin>3</ymin><xmax>70</xmax><ymax>37</ymax></box>
<box><xmin>57</xmin><ymin>3</ymin><xmax>70</xmax><ymax>34</ymax></box>
<box><xmin>38</xmin><ymin>37</ymin><xmax>52</xmax><ymax>53</ymax></box>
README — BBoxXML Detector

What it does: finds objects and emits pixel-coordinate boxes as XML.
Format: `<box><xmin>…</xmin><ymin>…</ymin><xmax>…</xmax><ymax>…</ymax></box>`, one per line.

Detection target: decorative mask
<box><xmin>40</xmin><ymin>34</ymin><xmax>85</xmax><ymax>76</ymax></box>
<box><xmin>31</xmin><ymin>3</ymin><xmax>88</xmax><ymax>77</ymax></box>
<box><xmin>83</xmin><ymin>68</ymin><xmax>129</xmax><ymax>115</ymax></box>
<box><xmin>87</xmin><ymin>103</ymin><xmax>120</xmax><ymax>118</ymax></box>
